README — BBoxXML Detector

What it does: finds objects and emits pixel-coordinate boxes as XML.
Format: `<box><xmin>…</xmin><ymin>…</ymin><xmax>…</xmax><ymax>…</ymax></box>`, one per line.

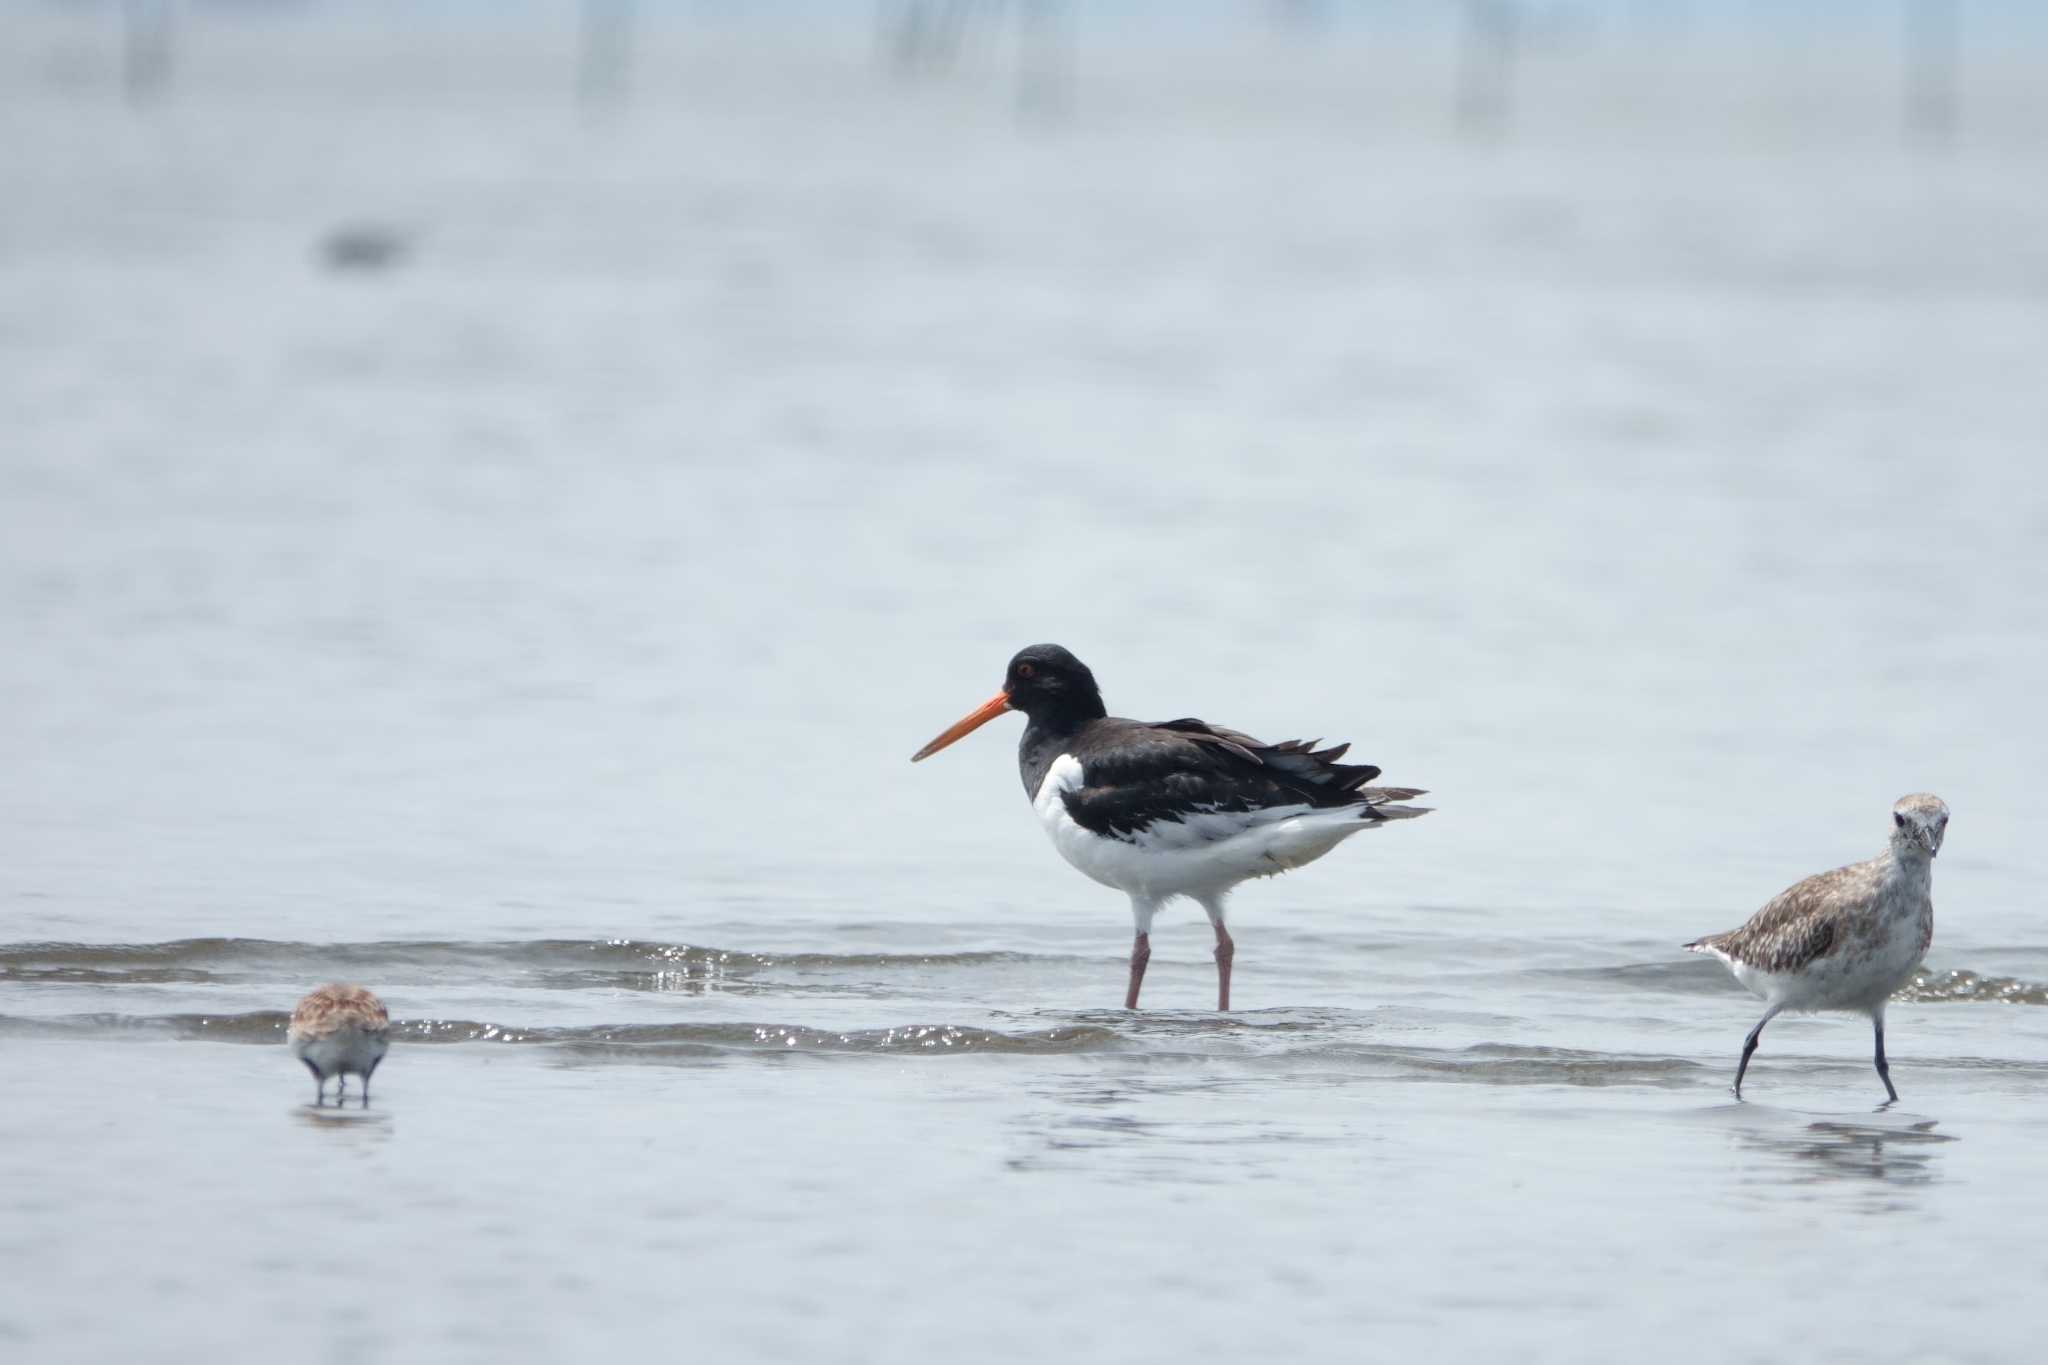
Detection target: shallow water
<box><xmin>5</xmin><ymin>11</ymin><xmax>2048</xmax><ymax>1364</ymax></box>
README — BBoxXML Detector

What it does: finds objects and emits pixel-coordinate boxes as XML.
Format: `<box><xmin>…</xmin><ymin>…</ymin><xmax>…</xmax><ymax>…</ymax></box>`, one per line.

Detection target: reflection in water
<box><xmin>1005</xmin><ymin>1075</ymin><xmax>1349</xmax><ymax>1182</ymax></box>
<box><xmin>293</xmin><ymin>1105</ymin><xmax>395</xmax><ymax>1144</ymax></box>
<box><xmin>1011</xmin><ymin>1080</ymin><xmax>1161</xmax><ymax>1169</ymax></box>
<box><xmin>1739</xmin><ymin>1116</ymin><xmax>1956</xmax><ymax>1196</ymax></box>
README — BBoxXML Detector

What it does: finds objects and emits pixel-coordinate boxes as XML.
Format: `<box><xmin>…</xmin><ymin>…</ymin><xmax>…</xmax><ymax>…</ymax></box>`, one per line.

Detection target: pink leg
<box><xmin>1213</xmin><ymin>922</ymin><xmax>1235</xmax><ymax>1012</ymax></box>
<box><xmin>1124</xmin><ymin>932</ymin><xmax>1151</xmax><ymax>1009</ymax></box>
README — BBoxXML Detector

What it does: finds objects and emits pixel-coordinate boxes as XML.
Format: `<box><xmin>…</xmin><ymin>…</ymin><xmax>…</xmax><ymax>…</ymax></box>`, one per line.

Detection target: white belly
<box><xmin>1727</xmin><ymin>918</ymin><xmax>1929</xmax><ymax>1015</ymax></box>
<box><xmin>1031</xmin><ymin>755</ymin><xmax>1368</xmax><ymax>900</ymax></box>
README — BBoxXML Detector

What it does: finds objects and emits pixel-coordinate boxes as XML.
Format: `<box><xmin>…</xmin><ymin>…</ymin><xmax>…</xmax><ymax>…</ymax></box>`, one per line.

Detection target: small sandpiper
<box><xmin>288</xmin><ymin>983</ymin><xmax>392</xmax><ymax>1106</ymax></box>
<box><xmin>1686</xmin><ymin>793</ymin><xmax>1949</xmax><ymax>1102</ymax></box>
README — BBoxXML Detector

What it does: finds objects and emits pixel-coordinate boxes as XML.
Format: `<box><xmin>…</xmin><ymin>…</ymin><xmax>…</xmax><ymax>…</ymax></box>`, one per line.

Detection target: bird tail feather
<box><xmin>1357</xmin><ymin>787</ymin><xmax>1431</xmax><ymax>821</ymax></box>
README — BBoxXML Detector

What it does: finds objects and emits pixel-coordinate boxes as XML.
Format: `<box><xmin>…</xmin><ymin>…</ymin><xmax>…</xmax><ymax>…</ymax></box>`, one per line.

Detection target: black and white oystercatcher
<box><xmin>910</xmin><ymin>644</ymin><xmax>1430</xmax><ymax>1010</ymax></box>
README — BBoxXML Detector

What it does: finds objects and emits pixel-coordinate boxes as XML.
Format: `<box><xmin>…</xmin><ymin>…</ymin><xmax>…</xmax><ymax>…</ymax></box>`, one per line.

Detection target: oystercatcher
<box><xmin>289</xmin><ymin>983</ymin><xmax>392</xmax><ymax>1106</ymax></box>
<box><xmin>1686</xmin><ymin>793</ymin><xmax>1949</xmax><ymax>1102</ymax></box>
<box><xmin>910</xmin><ymin>644</ymin><xmax>1430</xmax><ymax>1009</ymax></box>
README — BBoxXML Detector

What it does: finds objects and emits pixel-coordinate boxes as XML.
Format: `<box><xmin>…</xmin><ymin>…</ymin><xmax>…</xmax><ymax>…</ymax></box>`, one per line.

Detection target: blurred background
<box><xmin>4</xmin><ymin>0</ymin><xmax>2043</xmax><ymax>939</ymax></box>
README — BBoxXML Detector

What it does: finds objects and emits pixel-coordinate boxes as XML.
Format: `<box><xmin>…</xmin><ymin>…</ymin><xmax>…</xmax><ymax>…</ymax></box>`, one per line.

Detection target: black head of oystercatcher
<box><xmin>911</xmin><ymin>644</ymin><xmax>1430</xmax><ymax>1010</ymax></box>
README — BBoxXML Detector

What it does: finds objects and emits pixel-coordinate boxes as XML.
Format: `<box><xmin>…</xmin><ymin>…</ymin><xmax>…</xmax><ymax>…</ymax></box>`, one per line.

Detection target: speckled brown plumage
<box><xmin>288</xmin><ymin>983</ymin><xmax>392</xmax><ymax>1105</ymax></box>
<box><xmin>1685</xmin><ymin>793</ymin><xmax>1949</xmax><ymax>1101</ymax></box>
<box><xmin>1686</xmin><ymin>863</ymin><xmax>1869</xmax><ymax>974</ymax></box>
<box><xmin>288</xmin><ymin>983</ymin><xmax>390</xmax><ymax>1042</ymax></box>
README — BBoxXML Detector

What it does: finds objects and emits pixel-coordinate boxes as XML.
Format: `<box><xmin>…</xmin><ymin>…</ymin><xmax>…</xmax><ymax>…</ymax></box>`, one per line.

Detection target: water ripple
<box><xmin>0</xmin><ymin>937</ymin><xmax>1079</xmax><ymax>984</ymax></box>
<box><xmin>0</xmin><ymin>1010</ymin><xmax>1123</xmax><ymax>1055</ymax></box>
<box><xmin>1899</xmin><ymin>967</ymin><xmax>2048</xmax><ymax>1005</ymax></box>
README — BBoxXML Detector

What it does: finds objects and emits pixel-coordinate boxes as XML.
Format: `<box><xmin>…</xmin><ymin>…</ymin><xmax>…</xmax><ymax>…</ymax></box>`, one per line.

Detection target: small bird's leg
<box><xmin>334</xmin><ymin>1075</ymin><xmax>347</xmax><ymax>1104</ymax></box>
<box><xmin>1124</xmin><ymin>896</ymin><xmax>1159</xmax><ymax>1010</ymax></box>
<box><xmin>1873</xmin><ymin>1012</ymin><xmax>1899</xmax><ymax>1104</ymax></box>
<box><xmin>1734</xmin><ymin>1004</ymin><xmax>1783</xmax><ymax>1099</ymax></box>
<box><xmin>303</xmin><ymin>1059</ymin><xmax>325</xmax><ymax>1106</ymax></box>
<box><xmin>1197</xmin><ymin>895</ymin><xmax>1233</xmax><ymax>1012</ymax></box>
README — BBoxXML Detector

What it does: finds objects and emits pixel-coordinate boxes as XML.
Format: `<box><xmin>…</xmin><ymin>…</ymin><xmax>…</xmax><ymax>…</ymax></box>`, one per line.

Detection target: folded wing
<box><xmin>1063</xmin><ymin>717</ymin><xmax>1429</xmax><ymax>840</ymax></box>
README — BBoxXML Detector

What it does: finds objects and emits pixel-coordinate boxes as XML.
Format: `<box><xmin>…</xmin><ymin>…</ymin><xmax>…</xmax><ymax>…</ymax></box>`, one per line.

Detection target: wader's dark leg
<box><xmin>1734</xmin><ymin>1005</ymin><xmax>1783</xmax><ymax>1099</ymax></box>
<box><xmin>1873</xmin><ymin>1015</ymin><xmax>1899</xmax><ymax>1103</ymax></box>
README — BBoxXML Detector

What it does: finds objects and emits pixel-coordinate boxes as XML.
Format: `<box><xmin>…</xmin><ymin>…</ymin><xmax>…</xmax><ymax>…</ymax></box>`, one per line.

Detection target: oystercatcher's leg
<box><xmin>1124</xmin><ymin>896</ymin><xmax>1160</xmax><ymax>1010</ymax></box>
<box><xmin>1125</xmin><ymin>934</ymin><xmax>1151</xmax><ymax>1009</ymax></box>
<box><xmin>1197</xmin><ymin>894</ymin><xmax>1233</xmax><ymax>1012</ymax></box>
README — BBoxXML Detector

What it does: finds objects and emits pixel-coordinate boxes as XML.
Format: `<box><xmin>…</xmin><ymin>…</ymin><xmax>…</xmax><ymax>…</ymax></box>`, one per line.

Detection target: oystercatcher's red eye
<box><xmin>1016</xmin><ymin>663</ymin><xmax>1035</xmax><ymax>679</ymax></box>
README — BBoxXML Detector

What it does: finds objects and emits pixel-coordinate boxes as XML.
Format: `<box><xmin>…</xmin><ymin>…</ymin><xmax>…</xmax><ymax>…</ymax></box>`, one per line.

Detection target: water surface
<box><xmin>4</xmin><ymin>13</ymin><xmax>2047</xmax><ymax>1364</ymax></box>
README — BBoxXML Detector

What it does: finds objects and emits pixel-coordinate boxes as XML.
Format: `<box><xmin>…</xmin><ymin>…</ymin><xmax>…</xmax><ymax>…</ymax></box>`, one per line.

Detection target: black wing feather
<box><xmin>1061</xmin><ymin>717</ymin><xmax>1419</xmax><ymax>840</ymax></box>
<box><xmin>1150</xmin><ymin>718</ymin><xmax>1384</xmax><ymax>792</ymax></box>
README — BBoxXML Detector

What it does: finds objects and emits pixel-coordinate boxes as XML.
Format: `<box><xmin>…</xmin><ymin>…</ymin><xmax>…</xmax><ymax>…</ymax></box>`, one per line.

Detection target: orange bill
<box><xmin>910</xmin><ymin>691</ymin><xmax>1013</xmax><ymax>762</ymax></box>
